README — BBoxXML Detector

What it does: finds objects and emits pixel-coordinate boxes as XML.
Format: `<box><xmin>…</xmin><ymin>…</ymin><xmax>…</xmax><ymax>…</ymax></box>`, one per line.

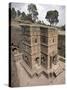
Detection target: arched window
<box><xmin>41</xmin><ymin>56</ymin><xmax>46</xmax><ymax>64</ymax></box>
<box><xmin>53</xmin><ymin>38</ymin><xmax>54</xmax><ymax>42</ymax></box>
<box><xmin>35</xmin><ymin>38</ymin><xmax>37</xmax><ymax>43</ymax></box>
<box><xmin>35</xmin><ymin>57</ymin><xmax>39</xmax><ymax>63</ymax></box>
<box><xmin>25</xmin><ymin>56</ymin><xmax>28</xmax><ymax>61</ymax></box>
<box><xmin>53</xmin><ymin>55</ymin><xmax>57</xmax><ymax>65</ymax></box>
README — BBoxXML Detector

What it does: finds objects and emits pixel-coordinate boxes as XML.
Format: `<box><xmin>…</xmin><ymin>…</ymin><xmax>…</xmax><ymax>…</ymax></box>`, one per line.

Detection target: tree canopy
<box><xmin>21</xmin><ymin>12</ymin><xmax>26</xmax><ymax>20</ymax></box>
<box><xmin>45</xmin><ymin>10</ymin><xmax>59</xmax><ymax>26</ymax></box>
<box><xmin>28</xmin><ymin>3</ymin><xmax>38</xmax><ymax>22</ymax></box>
<box><xmin>17</xmin><ymin>10</ymin><xmax>21</xmax><ymax>16</ymax></box>
<box><xmin>11</xmin><ymin>8</ymin><xmax>16</xmax><ymax>19</ymax></box>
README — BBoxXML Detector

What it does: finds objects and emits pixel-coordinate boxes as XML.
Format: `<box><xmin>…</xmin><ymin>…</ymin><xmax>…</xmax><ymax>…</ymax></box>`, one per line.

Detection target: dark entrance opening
<box><xmin>35</xmin><ymin>57</ymin><xmax>39</xmax><ymax>64</ymax></box>
<box><xmin>53</xmin><ymin>55</ymin><xmax>57</xmax><ymax>65</ymax></box>
<box><xmin>50</xmin><ymin>73</ymin><xmax>52</xmax><ymax>78</ymax></box>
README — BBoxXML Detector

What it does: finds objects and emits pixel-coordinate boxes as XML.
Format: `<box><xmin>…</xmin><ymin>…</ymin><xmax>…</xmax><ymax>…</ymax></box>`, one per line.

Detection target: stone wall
<box><xmin>30</xmin><ymin>26</ymin><xmax>41</xmax><ymax>68</ymax></box>
<box><xmin>11</xmin><ymin>26</ymin><xmax>22</xmax><ymax>47</ymax></box>
<box><xmin>11</xmin><ymin>52</ymin><xmax>20</xmax><ymax>87</ymax></box>
<box><xmin>11</xmin><ymin>24</ymin><xmax>58</xmax><ymax>70</ymax></box>
<box><xmin>58</xmin><ymin>35</ymin><xmax>65</xmax><ymax>57</ymax></box>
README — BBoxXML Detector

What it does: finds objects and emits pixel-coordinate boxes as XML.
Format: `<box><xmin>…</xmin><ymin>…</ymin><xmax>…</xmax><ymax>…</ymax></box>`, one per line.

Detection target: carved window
<box><xmin>41</xmin><ymin>55</ymin><xmax>47</xmax><ymax>64</ymax></box>
<box><xmin>35</xmin><ymin>38</ymin><xmax>37</xmax><ymax>43</ymax></box>
<box><xmin>35</xmin><ymin>57</ymin><xmax>39</xmax><ymax>63</ymax></box>
<box><xmin>53</xmin><ymin>38</ymin><xmax>54</xmax><ymax>42</ymax></box>
<box><xmin>53</xmin><ymin>55</ymin><xmax>57</xmax><ymax>65</ymax></box>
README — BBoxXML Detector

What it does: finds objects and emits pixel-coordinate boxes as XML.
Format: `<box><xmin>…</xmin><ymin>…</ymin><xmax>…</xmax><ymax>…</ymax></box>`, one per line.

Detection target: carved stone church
<box><xmin>16</xmin><ymin>24</ymin><xmax>58</xmax><ymax>77</ymax></box>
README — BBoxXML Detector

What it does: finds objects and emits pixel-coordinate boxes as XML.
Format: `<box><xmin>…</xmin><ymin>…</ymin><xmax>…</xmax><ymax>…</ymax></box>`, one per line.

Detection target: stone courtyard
<box><xmin>11</xmin><ymin>48</ymin><xmax>65</xmax><ymax>87</ymax></box>
<box><xmin>11</xmin><ymin>50</ymin><xmax>65</xmax><ymax>87</ymax></box>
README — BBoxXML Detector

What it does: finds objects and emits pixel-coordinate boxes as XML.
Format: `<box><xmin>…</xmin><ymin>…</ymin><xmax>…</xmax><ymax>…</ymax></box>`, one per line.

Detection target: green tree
<box><xmin>11</xmin><ymin>8</ymin><xmax>16</xmax><ymax>18</ymax></box>
<box><xmin>45</xmin><ymin>10</ymin><xmax>59</xmax><ymax>26</ymax></box>
<box><xmin>17</xmin><ymin>10</ymin><xmax>21</xmax><ymax>16</ymax></box>
<box><xmin>21</xmin><ymin>12</ymin><xmax>26</xmax><ymax>20</ymax></box>
<box><xmin>28</xmin><ymin>3</ymin><xmax>38</xmax><ymax>22</ymax></box>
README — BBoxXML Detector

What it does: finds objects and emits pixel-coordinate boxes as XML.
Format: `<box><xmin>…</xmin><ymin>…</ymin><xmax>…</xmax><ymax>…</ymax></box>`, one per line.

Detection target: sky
<box><xmin>11</xmin><ymin>3</ymin><xmax>65</xmax><ymax>26</ymax></box>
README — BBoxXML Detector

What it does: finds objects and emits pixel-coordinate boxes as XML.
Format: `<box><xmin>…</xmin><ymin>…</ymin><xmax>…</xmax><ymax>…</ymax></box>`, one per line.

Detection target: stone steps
<box><xmin>20</xmin><ymin>59</ymin><xmax>49</xmax><ymax>78</ymax></box>
<box><xmin>54</xmin><ymin>66</ymin><xmax>63</xmax><ymax>77</ymax></box>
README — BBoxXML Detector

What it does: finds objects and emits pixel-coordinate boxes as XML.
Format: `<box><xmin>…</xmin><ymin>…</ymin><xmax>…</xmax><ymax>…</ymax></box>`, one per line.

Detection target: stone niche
<box><xmin>41</xmin><ymin>53</ymin><xmax>48</xmax><ymax>69</ymax></box>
